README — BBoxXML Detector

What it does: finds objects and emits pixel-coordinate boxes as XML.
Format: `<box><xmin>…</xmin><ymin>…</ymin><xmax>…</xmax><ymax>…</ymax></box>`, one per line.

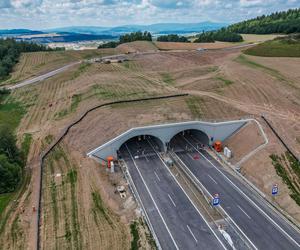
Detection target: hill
<box><xmin>227</xmin><ymin>8</ymin><xmax>300</xmax><ymax>34</ymax></box>
<box><xmin>0</xmin><ymin>29</ymin><xmax>43</xmax><ymax>36</ymax></box>
<box><xmin>244</xmin><ymin>34</ymin><xmax>300</xmax><ymax>57</ymax></box>
<box><xmin>43</xmin><ymin>22</ymin><xmax>227</xmax><ymax>36</ymax></box>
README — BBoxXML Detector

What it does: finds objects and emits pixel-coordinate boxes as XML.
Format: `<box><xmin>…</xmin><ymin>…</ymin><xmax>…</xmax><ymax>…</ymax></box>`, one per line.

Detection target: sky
<box><xmin>0</xmin><ymin>0</ymin><xmax>299</xmax><ymax>29</ymax></box>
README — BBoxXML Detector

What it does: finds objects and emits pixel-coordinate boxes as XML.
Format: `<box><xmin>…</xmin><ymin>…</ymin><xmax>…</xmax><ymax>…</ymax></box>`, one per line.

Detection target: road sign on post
<box><xmin>272</xmin><ymin>184</ymin><xmax>278</xmax><ymax>196</ymax></box>
<box><xmin>212</xmin><ymin>194</ymin><xmax>220</xmax><ymax>206</ymax></box>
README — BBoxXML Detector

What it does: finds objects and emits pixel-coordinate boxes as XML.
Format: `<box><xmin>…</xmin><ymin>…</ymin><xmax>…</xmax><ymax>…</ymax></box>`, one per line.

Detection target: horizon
<box><xmin>0</xmin><ymin>1</ymin><xmax>299</xmax><ymax>30</ymax></box>
<box><xmin>0</xmin><ymin>21</ymin><xmax>229</xmax><ymax>32</ymax></box>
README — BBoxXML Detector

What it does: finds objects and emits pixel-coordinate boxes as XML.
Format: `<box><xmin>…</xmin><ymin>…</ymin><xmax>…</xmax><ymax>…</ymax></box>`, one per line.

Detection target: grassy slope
<box><xmin>245</xmin><ymin>39</ymin><xmax>300</xmax><ymax>57</ymax></box>
<box><xmin>2</xmin><ymin>48</ymin><xmax>118</xmax><ymax>85</ymax></box>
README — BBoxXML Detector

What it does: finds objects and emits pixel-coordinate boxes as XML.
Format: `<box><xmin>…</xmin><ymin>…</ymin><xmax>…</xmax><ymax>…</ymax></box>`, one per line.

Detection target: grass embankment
<box><xmin>270</xmin><ymin>152</ymin><xmax>300</xmax><ymax>206</ymax></box>
<box><xmin>235</xmin><ymin>54</ymin><xmax>287</xmax><ymax>82</ymax></box>
<box><xmin>244</xmin><ymin>36</ymin><xmax>300</xmax><ymax>57</ymax></box>
<box><xmin>185</xmin><ymin>96</ymin><xmax>203</xmax><ymax>119</ymax></box>
<box><xmin>43</xmin><ymin>145</ymin><xmax>82</xmax><ymax>249</ymax></box>
<box><xmin>130</xmin><ymin>219</ymin><xmax>157</xmax><ymax>250</ymax></box>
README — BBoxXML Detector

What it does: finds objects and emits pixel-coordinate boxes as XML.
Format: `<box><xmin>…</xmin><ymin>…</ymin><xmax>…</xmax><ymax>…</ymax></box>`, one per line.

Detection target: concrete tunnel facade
<box><xmin>87</xmin><ymin>120</ymin><xmax>248</xmax><ymax>161</ymax></box>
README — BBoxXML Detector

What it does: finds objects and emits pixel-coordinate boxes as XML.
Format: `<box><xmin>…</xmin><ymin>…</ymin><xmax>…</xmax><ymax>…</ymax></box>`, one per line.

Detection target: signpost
<box><xmin>272</xmin><ymin>184</ymin><xmax>278</xmax><ymax>196</ymax></box>
<box><xmin>212</xmin><ymin>194</ymin><xmax>220</xmax><ymax>206</ymax></box>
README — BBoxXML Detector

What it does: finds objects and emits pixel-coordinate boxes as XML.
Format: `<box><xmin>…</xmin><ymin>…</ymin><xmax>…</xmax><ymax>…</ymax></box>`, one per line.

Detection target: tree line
<box><xmin>0</xmin><ymin>38</ymin><xmax>62</xmax><ymax>81</ymax></box>
<box><xmin>227</xmin><ymin>8</ymin><xmax>300</xmax><ymax>34</ymax></box>
<box><xmin>194</xmin><ymin>29</ymin><xmax>243</xmax><ymax>43</ymax></box>
<box><xmin>157</xmin><ymin>34</ymin><xmax>189</xmax><ymax>43</ymax></box>
<box><xmin>98</xmin><ymin>31</ymin><xmax>152</xmax><ymax>49</ymax></box>
<box><xmin>0</xmin><ymin>89</ymin><xmax>24</xmax><ymax>193</ymax></box>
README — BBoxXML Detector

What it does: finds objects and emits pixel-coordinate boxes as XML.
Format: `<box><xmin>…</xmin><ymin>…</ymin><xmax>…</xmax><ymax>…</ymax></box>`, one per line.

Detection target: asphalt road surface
<box><xmin>120</xmin><ymin>138</ymin><xmax>226</xmax><ymax>250</ymax></box>
<box><xmin>7</xmin><ymin>61</ymin><xmax>81</xmax><ymax>90</ymax></box>
<box><xmin>172</xmin><ymin>133</ymin><xmax>300</xmax><ymax>250</ymax></box>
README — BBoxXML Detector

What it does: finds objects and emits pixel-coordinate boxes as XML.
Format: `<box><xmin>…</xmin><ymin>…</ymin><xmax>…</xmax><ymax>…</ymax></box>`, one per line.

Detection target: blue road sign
<box><xmin>272</xmin><ymin>184</ymin><xmax>278</xmax><ymax>195</ymax></box>
<box><xmin>212</xmin><ymin>194</ymin><xmax>220</xmax><ymax>206</ymax></box>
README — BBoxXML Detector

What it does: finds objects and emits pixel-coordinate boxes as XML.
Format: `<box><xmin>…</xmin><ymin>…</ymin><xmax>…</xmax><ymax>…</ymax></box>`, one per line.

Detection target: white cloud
<box><xmin>0</xmin><ymin>0</ymin><xmax>299</xmax><ymax>29</ymax></box>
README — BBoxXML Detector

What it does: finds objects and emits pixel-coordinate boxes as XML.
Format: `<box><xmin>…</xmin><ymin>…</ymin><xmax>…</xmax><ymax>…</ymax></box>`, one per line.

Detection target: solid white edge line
<box><xmin>154</xmin><ymin>171</ymin><xmax>161</xmax><ymax>182</ymax></box>
<box><xmin>174</xmin><ymin>150</ymin><xmax>257</xmax><ymax>250</ymax></box>
<box><xmin>146</xmin><ymin>139</ymin><xmax>228</xmax><ymax>250</ymax></box>
<box><xmin>183</xmin><ymin>136</ymin><xmax>300</xmax><ymax>249</ymax></box>
<box><xmin>237</xmin><ymin>205</ymin><xmax>252</xmax><ymax>220</ymax></box>
<box><xmin>208</xmin><ymin>174</ymin><xmax>218</xmax><ymax>184</ymax></box>
<box><xmin>187</xmin><ymin>225</ymin><xmax>198</xmax><ymax>243</ymax></box>
<box><xmin>124</xmin><ymin>143</ymin><xmax>180</xmax><ymax>250</ymax></box>
<box><xmin>168</xmin><ymin>194</ymin><xmax>177</xmax><ymax>207</ymax></box>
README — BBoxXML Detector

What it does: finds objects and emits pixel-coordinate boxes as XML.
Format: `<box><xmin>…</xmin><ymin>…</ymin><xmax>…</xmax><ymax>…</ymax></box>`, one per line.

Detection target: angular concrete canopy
<box><xmin>87</xmin><ymin>120</ymin><xmax>248</xmax><ymax>160</ymax></box>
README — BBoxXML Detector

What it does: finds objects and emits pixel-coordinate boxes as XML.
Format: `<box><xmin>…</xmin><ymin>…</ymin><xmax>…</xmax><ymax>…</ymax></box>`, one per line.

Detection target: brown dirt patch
<box><xmin>223</xmin><ymin>120</ymin><xmax>265</xmax><ymax>164</ymax></box>
<box><xmin>117</xmin><ymin>41</ymin><xmax>158</xmax><ymax>53</ymax></box>
<box><xmin>155</xmin><ymin>41</ymin><xmax>235</xmax><ymax>50</ymax></box>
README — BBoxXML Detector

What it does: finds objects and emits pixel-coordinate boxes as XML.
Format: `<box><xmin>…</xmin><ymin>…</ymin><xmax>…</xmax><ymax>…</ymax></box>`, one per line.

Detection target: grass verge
<box><xmin>244</xmin><ymin>39</ymin><xmax>300</xmax><ymax>57</ymax></box>
<box><xmin>270</xmin><ymin>152</ymin><xmax>300</xmax><ymax>206</ymax></box>
<box><xmin>130</xmin><ymin>221</ymin><xmax>140</xmax><ymax>250</ymax></box>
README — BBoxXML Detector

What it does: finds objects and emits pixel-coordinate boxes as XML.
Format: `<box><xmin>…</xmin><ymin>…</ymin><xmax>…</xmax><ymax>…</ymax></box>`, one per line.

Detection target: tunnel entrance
<box><xmin>169</xmin><ymin>129</ymin><xmax>209</xmax><ymax>152</ymax></box>
<box><xmin>118</xmin><ymin>135</ymin><xmax>164</xmax><ymax>160</ymax></box>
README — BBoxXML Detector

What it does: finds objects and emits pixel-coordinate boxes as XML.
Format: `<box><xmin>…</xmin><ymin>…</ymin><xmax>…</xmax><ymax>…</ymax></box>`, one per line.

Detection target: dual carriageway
<box><xmin>119</xmin><ymin>130</ymin><xmax>300</xmax><ymax>250</ymax></box>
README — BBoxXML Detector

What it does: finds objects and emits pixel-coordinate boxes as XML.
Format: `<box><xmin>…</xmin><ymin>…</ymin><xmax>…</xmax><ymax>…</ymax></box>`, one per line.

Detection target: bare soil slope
<box><xmin>1</xmin><ymin>43</ymin><xmax>300</xmax><ymax>249</ymax></box>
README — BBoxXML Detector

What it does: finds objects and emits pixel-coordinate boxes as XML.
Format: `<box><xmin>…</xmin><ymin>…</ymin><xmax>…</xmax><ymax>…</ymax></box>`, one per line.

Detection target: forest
<box><xmin>98</xmin><ymin>31</ymin><xmax>152</xmax><ymax>49</ymax></box>
<box><xmin>0</xmin><ymin>89</ymin><xmax>24</xmax><ymax>193</ymax></box>
<box><xmin>157</xmin><ymin>34</ymin><xmax>189</xmax><ymax>42</ymax></box>
<box><xmin>0</xmin><ymin>38</ymin><xmax>59</xmax><ymax>81</ymax></box>
<box><xmin>227</xmin><ymin>8</ymin><xmax>300</xmax><ymax>34</ymax></box>
<box><xmin>194</xmin><ymin>29</ymin><xmax>243</xmax><ymax>43</ymax></box>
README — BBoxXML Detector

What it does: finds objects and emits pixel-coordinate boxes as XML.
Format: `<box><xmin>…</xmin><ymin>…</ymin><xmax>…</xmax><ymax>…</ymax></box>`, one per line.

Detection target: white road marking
<box><xmin>237</xmin><ymin>205</ymin><xmax>251</xmax><ymax>220</ymax></box>
<box><xmin>124</xmin><ymin>144</ymin><xmax>179</xmax><ymax>250</ymax></box>
<box><xmin>168</xmin><ymin>194</ymin><xmax>176</xmax><ymax>207</ymax></box>
<box><xmin>146</xmin><ymin>138</ymin><xmax>227</xmax><ymax>250</ymax></box>
<box><xmin>174</xmin><ymin>151</ymin><xmax>257</xmax><ymax>250</ymax></box>
<box><xmin>208</xmin><ymin>174</ymin><xmax>218</xmax><ymax>184</ymax></box>
<box><xmin>183</xmin><ymin>136</ymin><xmax>300</xmax><ymax>249</ymax></box>
<box><xmin>154</xmin><ymin>171</ymin><xmax>161</xmax><ymax>182</ymax></box>
<box><xmin>187</xmin><ymin>225</ymin><xmax>198</xmax><ymax>243</ymax></box>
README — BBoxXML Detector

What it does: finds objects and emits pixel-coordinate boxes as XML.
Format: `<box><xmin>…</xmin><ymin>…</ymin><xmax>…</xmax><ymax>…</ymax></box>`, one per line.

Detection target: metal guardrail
<box><xmin>120</xmin><ymin>160</ymin><xmax>162</xmax><ymax>250</ymax></box>
<box><xmin>36</xmin><ymin>93</ymin><xmax>187</xmax><ymax>250</ymax></box>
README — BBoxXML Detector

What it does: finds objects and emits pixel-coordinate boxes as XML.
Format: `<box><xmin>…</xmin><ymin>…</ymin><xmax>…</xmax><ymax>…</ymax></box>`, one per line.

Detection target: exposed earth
<box><xmin>0</xmin><ymin>39</ymin><xmax>300</xmax><ymax>250</ymax></box>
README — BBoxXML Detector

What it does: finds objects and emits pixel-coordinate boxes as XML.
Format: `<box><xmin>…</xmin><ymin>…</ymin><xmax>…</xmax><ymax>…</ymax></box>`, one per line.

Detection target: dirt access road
<box><xmin>6</xmin><ymin>43</ymin><xmax>255</xmax><ymax>91</ymax></box>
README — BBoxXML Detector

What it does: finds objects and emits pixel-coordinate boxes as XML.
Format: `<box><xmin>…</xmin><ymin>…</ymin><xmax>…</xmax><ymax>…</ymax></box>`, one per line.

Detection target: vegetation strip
<box><xmin>36</xmin><ymin>93</ymin><xmax>188</xmax><ymax>249</ymax></box>
<box><xmin>261</xmin><ymin>116</ymin><xmax>299</xmax><ymax>163</ymax></box>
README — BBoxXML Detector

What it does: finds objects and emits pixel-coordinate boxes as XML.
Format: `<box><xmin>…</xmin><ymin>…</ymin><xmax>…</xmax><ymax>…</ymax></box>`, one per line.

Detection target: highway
<box><xmin>8</xmin><ymin>61</ymin><xmax>81</xmax><ymax>90</ymax></box>
<box><xmin>171</xmin><ymin>133</ymin><xmax>300</xmax><ymax>250</ymax></box>
<box><xmin>120</xmin><ymin>137</ymin><xmax>226</xmax><ymax>250</ymax></box>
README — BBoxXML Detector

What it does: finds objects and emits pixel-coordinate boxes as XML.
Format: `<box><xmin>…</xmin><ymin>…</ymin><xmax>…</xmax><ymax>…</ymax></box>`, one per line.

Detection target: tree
<box><xmin>227</xmin><ymin>8</ymin><xmax>300</xmax><ymax>34</ymax></box>
<box><xmin>0</xmin><ymin>154</ymin><xmax>21</xmax><ymax>193</ymax></box>
<box><xmin>157</xmin><ymin>34</ymin><xmax>189</xmax><ymax>43</ymax></box>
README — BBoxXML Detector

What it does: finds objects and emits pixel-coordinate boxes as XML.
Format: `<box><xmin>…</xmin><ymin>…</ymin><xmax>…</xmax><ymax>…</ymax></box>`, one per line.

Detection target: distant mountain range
<box><xmin>44</xmin><ymin>22</ymin><xmax>227</xmax><ymax>35</ymax></box>
<box><xmin>0</xmin><ymin>22</ymin><xmax>227</xmax><ymax>43</ymax></box>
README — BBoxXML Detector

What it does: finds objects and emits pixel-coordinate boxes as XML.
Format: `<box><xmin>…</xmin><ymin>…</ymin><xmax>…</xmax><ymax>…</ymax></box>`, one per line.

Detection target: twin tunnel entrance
<box><xmin>118</xmin><ymin>129</ymin><xmax>209</xmax><ymax>158</ymax></box>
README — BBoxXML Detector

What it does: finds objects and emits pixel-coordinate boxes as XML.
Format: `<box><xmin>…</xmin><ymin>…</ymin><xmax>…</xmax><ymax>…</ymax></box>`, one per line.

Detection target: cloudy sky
<box><xmin>0</xmin><ymin>0</ymin><xmax>299</xmax><ymax>29</ymax></box>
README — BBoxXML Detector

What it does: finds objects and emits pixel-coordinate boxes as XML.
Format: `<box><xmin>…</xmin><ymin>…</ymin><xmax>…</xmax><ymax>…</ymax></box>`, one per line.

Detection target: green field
<box><xmin>245</xmin><ymin>39</ymin><xmax>300</xmax><ymax>57</ymax></box>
